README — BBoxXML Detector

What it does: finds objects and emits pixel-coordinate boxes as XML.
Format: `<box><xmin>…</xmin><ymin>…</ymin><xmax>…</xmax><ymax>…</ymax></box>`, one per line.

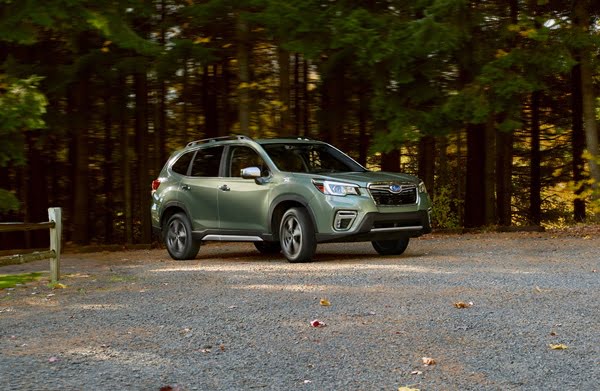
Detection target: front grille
<box><xmin>369</xmin><ymin>184</ymin><xmax>417</xmax><ymax>206</ymax></box>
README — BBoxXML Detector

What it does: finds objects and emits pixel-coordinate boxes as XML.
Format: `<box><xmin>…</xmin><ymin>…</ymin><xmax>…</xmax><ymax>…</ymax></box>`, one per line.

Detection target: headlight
<box><xmin>418</xmin><ymin>181</ymin><xmax>427</xmax><ymax>194</ymax></box>
<box><xmin>313</xmin><ymin>180</ymin><xmax>360</xmax><ymax>196</ymax></box>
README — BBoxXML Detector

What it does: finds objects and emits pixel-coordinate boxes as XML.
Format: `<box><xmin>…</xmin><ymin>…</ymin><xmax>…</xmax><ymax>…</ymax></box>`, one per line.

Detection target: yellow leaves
<box><xmin>519</xmin><ymin>28</ymin><xmax>537</xmax><ymax>38</ymax></box>
<box><xmin>319</xmin><ymin>298</ymin><xmax>331</xmax><ymax>306</ymax></box>
<box><xmin>101</xmin><ymin>40</ymin><xmax>112</xmax><ymax>53</ymax></box>
<box><xmin>422</xmin><ymin>357</ymin><xmax>436</xmax><ymax>366</ymax></box>
<box><xmin>549</xmin><ymin>344</ymin><xmax>568</xmax><ymax>350</ymax></box>
<box><xmin>453</xmin><ymin>301</ymin><xmax>473</xmax><ymax>309</ymax></box>
<box><xmin>495</xmin><ymin>49</ymin><xmax>508</xmax><ymax>58</ymax></box>
<box><xmin>222</xmin><ymin>43</ymin><xmax>233</xmax><ymax>49</ymax></box>
<box><xmin>194</xmin><ymin>36</ymin><xmax>211</xmax><ymax>44</ymax></box>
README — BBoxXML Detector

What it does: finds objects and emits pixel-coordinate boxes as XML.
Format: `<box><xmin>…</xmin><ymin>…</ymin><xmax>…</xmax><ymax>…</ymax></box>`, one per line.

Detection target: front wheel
<box><xmin>279</xmin><ymin>207</ymin><xmax>316</xmax><ymax>263</ymax></box>
<box><xmin>164</xmin><ymin>213</ymin><xmax>200</xmax><ymax>260</ymax></box>
<box><xmin>372</xmin><ymin>237</ymin><xmax>410</xmax><ymax>256</ymax></box>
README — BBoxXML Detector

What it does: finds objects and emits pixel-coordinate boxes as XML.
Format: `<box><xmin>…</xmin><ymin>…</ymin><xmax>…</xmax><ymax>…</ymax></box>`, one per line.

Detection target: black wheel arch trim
<box><xmin>160</xmin><ymin>200</ymin><xmax>192</xmax><ymax>228</ymax></box>
<box><xmin>268</xmin><ymin>194</ymin><xmax>319</xmax><ymax>234</ymax></box>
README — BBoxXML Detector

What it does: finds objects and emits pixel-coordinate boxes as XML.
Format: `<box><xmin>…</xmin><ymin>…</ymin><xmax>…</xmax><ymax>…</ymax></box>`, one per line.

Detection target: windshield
<box><xmin>262</xmin><ymin>143</ymin><xmax>366</xmax><ymax>173</ymax></box>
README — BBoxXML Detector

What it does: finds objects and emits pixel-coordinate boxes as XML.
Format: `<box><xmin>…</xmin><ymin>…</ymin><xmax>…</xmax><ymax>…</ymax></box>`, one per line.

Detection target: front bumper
<box><xmin>315</xmin><ymin>209</ymin><xmax>432</xmax><ymax>243</ymax></box>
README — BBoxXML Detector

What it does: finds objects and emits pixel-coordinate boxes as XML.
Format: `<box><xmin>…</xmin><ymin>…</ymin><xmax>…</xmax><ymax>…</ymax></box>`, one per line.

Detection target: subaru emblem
<box><xmin>389</xmin><ymin>184</ymin><xmax>402</xmax><ymax>193</ymax></box>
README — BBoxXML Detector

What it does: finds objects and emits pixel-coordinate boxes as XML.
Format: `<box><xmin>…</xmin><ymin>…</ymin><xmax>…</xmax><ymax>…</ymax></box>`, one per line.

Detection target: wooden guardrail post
<box><xmin>48</xmin><ymin>208</ymin><xmax>62</xmax><ymax>283</ymax></box>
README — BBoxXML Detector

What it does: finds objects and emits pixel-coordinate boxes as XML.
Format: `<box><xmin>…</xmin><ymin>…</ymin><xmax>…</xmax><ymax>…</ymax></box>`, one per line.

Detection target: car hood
<box><xmin>314</xmin><ymin>171</ymin><xmax>419</xmax><ymax>187</ymax></box>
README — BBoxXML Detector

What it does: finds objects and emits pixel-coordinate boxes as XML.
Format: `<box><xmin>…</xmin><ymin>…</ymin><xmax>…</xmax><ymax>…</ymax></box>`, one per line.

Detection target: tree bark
<box><xmin>464</xmin><ymin>123</ymin><xmax>487</xmax><ymax>228</ymax></box>
<box><xmin>203</xmin><ymin>65</ymin><xmax>218</xmax><ymax>138</ymax></box>
<box><xmin>278</xmin><ymin>47</ymin><xmax>291</xmax><ymax>134</ymax></box>
<box><xmin>573</xmin><ymin>0</ymin><xmax>600</xmax><ymax>206</ymax></box>
<box><xmin>529</xmin><ymin>90</ymin><xmax>542</xmax><ymax>225</ymax></box>
<box><xmin>103</xmin><ymin>85</ymin><xmax>114</xmax><ymax>243</ymax></box>
<box><xmin>496</xmin><ymin>127</ymin><xmax>513</xmax><ymax>226</ymax></box>
<box><xmin>237</xmin><ymin>15</ymin><xmax>251</xmax><ymax>134</ymax></box>
<box><xmin>119</xmin><ymin>75</ymin><xmax>133</xmax><ymax>245</ymax></box>
<box><xmin>418</xmin><ymin>135</ymin><xmax>435</xmax><ymax>195</ymax></box>
<box><xmin>571</xmin><ymin>60</ymin><xmax>586</xmax><ymax>221</ymax></box>
<box><xmin>71</xmin><ymin>76</ymin><xmax>91</xmax><ymax>245</ymax></box>
<box><xmin>135</xmin><ymin>70</ymin><xmax>152</xmax><ymax>243</ymax></box>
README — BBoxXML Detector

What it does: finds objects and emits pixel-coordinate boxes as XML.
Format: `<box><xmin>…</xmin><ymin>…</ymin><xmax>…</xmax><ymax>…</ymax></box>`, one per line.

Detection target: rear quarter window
<box><xmin>171</xmin><ymin>151</ymin><xmax>194</xmax><ymax>175</ymax></box>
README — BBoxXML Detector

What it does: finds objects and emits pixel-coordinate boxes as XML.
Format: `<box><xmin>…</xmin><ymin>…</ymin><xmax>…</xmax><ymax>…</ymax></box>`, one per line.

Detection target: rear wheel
<box><xmin>164</xmin><ymin>213</ymin><xmax>200</xmax><ymax>260</ymax></box>
<box><xmin>372</xmin><ymin>237</ymin><xmax>410</xmax><ymax>256</ymax></box>
<box><xmin>279</xmin><ymin>207</ymin><xmax>316</xmax><ymax>263</ymax></box>
<box><xmin>254</xmin><ymin>241</ymin><xmax>281</xmax><ymax>254</ymax></box>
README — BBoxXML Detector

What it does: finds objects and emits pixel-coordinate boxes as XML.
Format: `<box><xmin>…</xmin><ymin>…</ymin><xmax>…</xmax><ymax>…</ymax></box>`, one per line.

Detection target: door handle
<box><xmin>181</xmin><ymin>184</ymin><xmax>191</xmax><ymax>191</ymax></box>
<box><xmin>219</xmin><ymin>184</ymin><xmax>230</xmax><ymax>191</ymax></box>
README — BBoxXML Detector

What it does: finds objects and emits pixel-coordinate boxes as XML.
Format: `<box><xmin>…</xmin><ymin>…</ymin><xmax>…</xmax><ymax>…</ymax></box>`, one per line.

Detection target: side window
<box><xmin>171</xmin><ymin>151</ymin><xmax>194</xmax><ymax>175</ymax></box>
<box><xmin>228</xmin><ymin>146</ymin><xmax>267</xmax><ymax>177</ymax></box>
<box><xmin>190</xmin><ymin>146</ymin><xmax>224</xmax><ymax>177</ymax></box>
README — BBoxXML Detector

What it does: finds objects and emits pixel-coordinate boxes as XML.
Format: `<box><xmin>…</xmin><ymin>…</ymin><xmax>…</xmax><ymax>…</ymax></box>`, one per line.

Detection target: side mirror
<box><xmin>241</xmin><ymin>166</ymin><xmax>261</xmax><ymax>179</ymax></box>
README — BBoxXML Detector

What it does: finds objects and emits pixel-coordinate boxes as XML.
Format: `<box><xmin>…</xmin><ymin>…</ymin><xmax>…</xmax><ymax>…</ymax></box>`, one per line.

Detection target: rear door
<box><xmin>178</xmin><ymin>146</ymin><xmax>224</xmax><ymax>231</ymax></box>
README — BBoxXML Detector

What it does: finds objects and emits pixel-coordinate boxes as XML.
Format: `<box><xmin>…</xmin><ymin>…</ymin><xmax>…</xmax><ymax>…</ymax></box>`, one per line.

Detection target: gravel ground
<box><xmin>0</xmin><ymin>230</ymin><xmax>599</xmax><ymax>391</ymax></box>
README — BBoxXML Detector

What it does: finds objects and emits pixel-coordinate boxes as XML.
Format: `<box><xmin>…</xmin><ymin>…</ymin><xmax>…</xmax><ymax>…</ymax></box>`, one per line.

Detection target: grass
<box><xmin>0</xmin><ymin>272</ymin><xmax>43</xmax><ymax>289</ymax></box>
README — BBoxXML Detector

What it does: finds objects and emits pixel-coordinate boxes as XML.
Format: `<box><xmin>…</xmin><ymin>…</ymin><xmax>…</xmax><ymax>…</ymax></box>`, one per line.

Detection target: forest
<box><xmin>1</xmin><ymin>0</ymin><xmax>599</xmax><ymax>248</ymax></box>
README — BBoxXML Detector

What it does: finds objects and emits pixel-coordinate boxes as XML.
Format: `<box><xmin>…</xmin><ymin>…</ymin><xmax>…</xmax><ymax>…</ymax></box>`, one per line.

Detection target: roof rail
<box><xmin>277</xmin><ymin>136</ymin><xmax>313</xmax><ymax>141</ymax></box>
<box><xmin>186</xmin><ymin>135</ymin><xmax>252</xmax><ymax>148</ymax></box>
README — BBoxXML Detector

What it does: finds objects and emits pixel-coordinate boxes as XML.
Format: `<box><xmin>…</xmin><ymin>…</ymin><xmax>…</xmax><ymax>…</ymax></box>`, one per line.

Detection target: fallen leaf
<box><xmin>48</xmin><ymin>356</ymin><xmax>60</xmax><ymax>363</ymax></box>
<box><xmin>398</xmin><ymin>387</ymin><xmax>420</xmax><ymax>391</ymax></box>
<box><xmin>52</xmin><ymin>283</ymin><xmax>67</xmax><ymax>290</ymax></box>
<box><xmin>411</xmin><ymin>370</ymin><xmax>423</xmax><ymax>375</ymax></box>
<box><xmin>310</xmin><ymin>319</ymin><xmax>326</xmax><ymax>328</ymax></box>
<box><xmin>319</xmin><ymin>298</ymin><xmax>331</xmax><ymax>306</ymax></box>
<box><xmin>549</xmin><ymin>344</ymin><xmax>568</xmax><ymax>350</ymax></box>
<box><xmin>453</xmin><ymin>301</ymin><xmax>473</xmax><ymax>308</ymax></box>
<box><xmin>422</xmin><ymin>357</ymin><xmax>436</xmax><ymax>366</ymax></box>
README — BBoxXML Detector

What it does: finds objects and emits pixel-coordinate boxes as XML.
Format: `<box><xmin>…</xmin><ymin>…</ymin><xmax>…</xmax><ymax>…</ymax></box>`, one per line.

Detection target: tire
<box><xmin>164</xmin><ymin>212</ymin><xmax>200</xmax><ymax>260</ymax></box>
<box><xmin>279</xmin><ymin>207</ymin><xmax>316</xmax><ymax>263</ymax></box>
<box><xmin>254</xmin><ymin>241</ymin><xmax>281</xmax><ymax>254</ymax></box>
<box><xmin>372</xmin><ymin>237</ymin><xmax>410</xmax><ymax>256</ymax></box>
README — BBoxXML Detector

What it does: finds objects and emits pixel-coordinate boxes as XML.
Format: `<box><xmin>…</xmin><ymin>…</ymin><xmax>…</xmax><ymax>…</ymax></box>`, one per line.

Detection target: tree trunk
<box><xmin>71</xmin><ymin>76</ymin><xmax>91</xmax><ymax>245</ymax></box>
<box><xmin>464</xmin><ymin>123</ymin><xmax>486</xmax><ymax>228</ymax></box>
<box><xmin>25</xmin><ymin>133</ymin><xmax>49</xmax><ymax>247</ymax></box>
<box><xmin>484</xmin><ymin>120</ymin><xmax>496</xmax><ymax>224</ymax></box>
<box><xmin>157</xmin><ymin>0</ymin><xmax>167</xmax><ymax>167</ymax></box>
<box><xmin>358</xmin><ymin>83</ymin><xmax>369</xmax><ymax>166</ymax></box>
<box><xmin>182</xmin><ymin>58</ymin><xmax>190</xmax><ymax>140</ymax></box>
<box><xmin>381</xmin><ymin>149</ymin><xmax>400</xmax><ymax>172</ymax></box>
<box><xmin>135</xmin><ymin>70</ymin><xmax>152</xmax><ymax>243</ymax></box>
<box><xmin>294</xmin><ymin>53</ymin><xmax>301</xmax><ymax>136</ymax></box>
<box><xmin>320</xmin><ymin>64</ymin><xmax>345</xmax><ymax>145</ymax></box>
<box><xmin>418</xmin><ymin>135</ymin><xmax>435</xmax><ymax>195</ymax></box>
<box><xmin>278</xmin><ymin>47</ymin><xmax>291</xmax><ymax>134</ymax></box>
<box><xmin>496</xmin><ymin>128</ymin><xmax>513</xmax><ymax>226</ymax></box>
<box><xmin>103</xmin><ymin>86</ymin><xmax>114</xmax><ymax>243</ymax></box>
<box><xmin>203</xmin><ymin>65</ymin><xmax>218</xmax><ymax>138</ymax></box>
<box><xmin>573</xmin><ymin>0</ymin><xmax>600</xmax><ymax>206</ymax></box>
<box><xmin>571</xmin><ymin>60</ymin><xmax>586</xmax><ymax>221</ymax></box>
<box><xmin>119</xmin><ymin>75</ymin><xmax>134</xmax><ymax>245</ymax></box>
<box><xmin>303</xmin><ymin>58</ymin><xmax>310</xmax><ymax>137</ymax></box>
<box><xmin>237</xmin><ymin>15</ymin><xmax>251</xmax><ymax>134</ymax></box>
<box><xmin>529</xmin><ymin>91</ymin><xmax>542</xmax><ymax>225</ymax></box>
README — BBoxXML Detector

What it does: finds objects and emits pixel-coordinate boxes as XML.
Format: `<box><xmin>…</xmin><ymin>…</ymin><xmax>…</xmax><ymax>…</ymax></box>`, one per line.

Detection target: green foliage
<box><xmin>0</xmin><ymin>272</ymin><xmax>42</xmax><ymax>289</ymax></box>
<box><xmin>0</xmin><ymin>75</ymin><xmax>47</xmax><ymax>167</ymax></box>
<box><xmin>431</xmin><ymin>186</ymin><xmax>462</xmax><ymax>229</ymax></box>
<box><xmin>0</xmin><ymin>189</ymin><xmax>19</xmax><ymax>213</ymax></box>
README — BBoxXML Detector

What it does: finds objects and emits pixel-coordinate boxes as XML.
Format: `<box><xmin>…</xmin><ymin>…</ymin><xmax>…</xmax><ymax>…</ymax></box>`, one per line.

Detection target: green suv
<box><xmin>151</xmin><ymin>135</ymin><xmax>432</xmax><ymax>262</ymax></box>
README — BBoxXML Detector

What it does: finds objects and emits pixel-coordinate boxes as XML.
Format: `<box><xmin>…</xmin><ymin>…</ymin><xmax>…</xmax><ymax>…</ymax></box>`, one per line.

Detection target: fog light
<box><xmin>334</xmin><ymin>211</ymin><xmax>357</xmax><ymax>231</ymax></box>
